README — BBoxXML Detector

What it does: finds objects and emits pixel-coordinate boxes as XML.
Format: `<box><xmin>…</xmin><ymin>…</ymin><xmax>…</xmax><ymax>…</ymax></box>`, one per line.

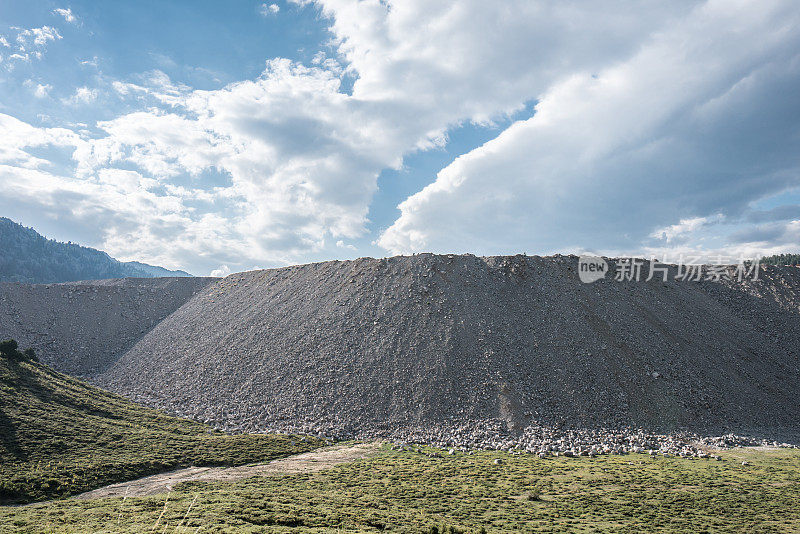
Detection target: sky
<box><xmin>1</xmin><ymin>0</ymin><xmax>799</xmax><ymax>276</ymax></box>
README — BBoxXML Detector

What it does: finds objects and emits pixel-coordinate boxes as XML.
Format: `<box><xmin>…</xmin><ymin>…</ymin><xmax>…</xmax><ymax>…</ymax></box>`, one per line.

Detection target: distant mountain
<box><xmin>123</xmin><ymin>261</ymin><xmax>191</xmax><ymax>278</ymax></box>
<box><xmin>0</xmin><ymin>217</ymin><xmax>192</xmax><ymax>283</ymax></box>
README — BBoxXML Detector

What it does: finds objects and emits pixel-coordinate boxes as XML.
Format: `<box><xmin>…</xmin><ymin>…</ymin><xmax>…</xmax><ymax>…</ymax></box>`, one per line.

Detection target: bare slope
<box><xmin>0</xmin><ymin>277</ymin><xmax>214</xmax><ymax>374</ymax></box>
<box><xmin>96</xmin><ymin>255</ymin><xmax>800</xmax><ymax>442</ymax></box>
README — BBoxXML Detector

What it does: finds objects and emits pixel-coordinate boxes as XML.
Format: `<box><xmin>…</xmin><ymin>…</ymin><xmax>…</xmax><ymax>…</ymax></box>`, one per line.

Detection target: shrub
<box><xmin>0</xmin><ymin>339</ymin><xmax>19</xmax><ymax>359</ymax></box>
<box><xmin>23</xmin><ymin>348</ymin><xmax>38</xmax><ymax>362</ymax></box>
<box><xmin>0</xmin><ymin>339</ymin><xmax>39</xmax><ymax>362</ymax></box>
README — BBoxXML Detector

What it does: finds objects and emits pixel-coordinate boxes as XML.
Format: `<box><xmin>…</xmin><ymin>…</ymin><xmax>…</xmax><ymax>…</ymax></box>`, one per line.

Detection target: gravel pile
<box><xmin>94</xmin><ymin>254</ymin><xmax>800</xmax><ymax>450</ymax></box>
<box><xmin>0</xmin><ymin>277</ymin><xmax>214</xmax><ymax>374</ymax></box>
<box><xmin>391</xmin><ymin>425</ymin><xmax>796</xmax><ymax>459</ymax></box>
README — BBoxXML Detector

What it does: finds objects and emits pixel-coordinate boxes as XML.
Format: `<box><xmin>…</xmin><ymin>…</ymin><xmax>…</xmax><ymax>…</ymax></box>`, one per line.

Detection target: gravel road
<box><xmin>73</xmin><ymin>442</ymin><xmax>380</xmax><ymax>500</ymax></box>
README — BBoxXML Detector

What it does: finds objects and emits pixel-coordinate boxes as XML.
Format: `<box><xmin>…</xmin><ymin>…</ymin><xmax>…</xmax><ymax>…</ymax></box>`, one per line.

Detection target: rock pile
<box><xmin>398</xmin><ymin>423</ymin><xmax>796</xmax><ymax>457</ymax></box>
<box><xmin>93</xmin><ymin>254</ymin><xmax>800</xmax><ymax>449</ymax></box>
<box><xmin>0</xmin><ymin>277</ymin><xmax>214</xmax><ymax>374</ymax></box>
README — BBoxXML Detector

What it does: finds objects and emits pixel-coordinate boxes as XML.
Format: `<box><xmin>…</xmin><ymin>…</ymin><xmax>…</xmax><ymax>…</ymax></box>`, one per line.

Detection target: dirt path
<box><xmin>74</xmin><ymin>442</ymin><xmax>381</xmax><ymax>500</ymax></box>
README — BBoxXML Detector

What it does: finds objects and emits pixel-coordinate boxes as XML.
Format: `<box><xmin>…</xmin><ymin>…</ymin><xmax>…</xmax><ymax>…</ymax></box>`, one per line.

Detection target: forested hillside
<box><xmin>0</xmin><ymin>218</ymin><xmax>190</xmax><ymax>283</ymax></box>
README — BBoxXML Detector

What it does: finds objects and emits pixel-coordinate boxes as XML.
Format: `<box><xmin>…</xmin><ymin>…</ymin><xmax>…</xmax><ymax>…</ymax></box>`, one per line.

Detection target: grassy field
<box><xmin>2</xmin><ymin>353</ymin><xmax>799</xmax><ymax>532</ymax></box>
<box><xmin>2</xmin><ymin>444</ymin><xmax>799</xmax><ymax>532</ymax></box>
<box><xmin>0</xmin><ymin>356</ymin><xmax>322</xmax><ymax>504</ymax></box>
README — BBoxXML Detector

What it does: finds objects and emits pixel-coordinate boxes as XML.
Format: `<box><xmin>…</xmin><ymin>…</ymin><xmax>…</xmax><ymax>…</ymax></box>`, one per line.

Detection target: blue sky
<box><xmin>1</xmin><ymin>1</ymin><xmax>799</xmax><ymax>275</ymax></box>
<box><xmin>2</xmin><ymin>1</ymin><xmax>328</xmax><ymax>97</ymax></box>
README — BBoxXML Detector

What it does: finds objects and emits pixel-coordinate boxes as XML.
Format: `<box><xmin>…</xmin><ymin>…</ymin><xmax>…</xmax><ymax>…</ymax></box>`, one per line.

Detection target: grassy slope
<box><xmin>0</xmin><ymin>357</ymin><xmax>322</xmax><ymax>504</ymax></box>
<box><xmin>3</xmin><ymin>445</ymin><xmax>799</xmax><ymax>533</ymax></box>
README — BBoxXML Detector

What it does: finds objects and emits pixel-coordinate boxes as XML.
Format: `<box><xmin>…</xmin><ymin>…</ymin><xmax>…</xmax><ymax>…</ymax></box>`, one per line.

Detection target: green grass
<box><xmin>3</xmin><ymin>445</ymin><xmax>799</xmax><ymax>533</ymax></box>
<box><xmin>0</xmin><ymin>357</ymin><xmax>322</xmax><ymax>504</ymax></box>
<box><xmin>2</xmin><ymin>356</ymin><xmax>799</xmax><ymax>531</ymax></box>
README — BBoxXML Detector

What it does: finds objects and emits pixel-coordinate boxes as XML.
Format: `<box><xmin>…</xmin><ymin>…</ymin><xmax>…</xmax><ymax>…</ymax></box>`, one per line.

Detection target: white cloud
<box><xmin>3</xmin><ymin>25</ymin><xmax>62</xmax><ymax>68</ymax></box>
<box><xmin>260</xmin><ymin>3</ymin><xmax>280</xmax><ymax>16</ymax></box>
<box><xmin>53</xmin><ymin>8</ymin><xmax>77</xmax><ymax>23</ymax></box>
<box><xmin>13</xmin><ymin>1</ymin><xmax>696</xmax><ymax>270</ymax></box>
<box><xmin>0</xmin><ymin>113</ymin><xmax>86</xmax><ymax>169</ymax></box>
<box><xmin>210</xmin><ymin>265</ymin><xmax>231</xmax><ymax>277</ymax></box>
<box><xmin>336</xmin><ymin>239</ymin><xmax>356</xmax><ymax>250</ymax></box>
<box><xmin>650</xmin><ymin>215</ymin><xmax>725</xmax><ymax>244</ymax></box>
<box><xmin>322</xmin><ymin>0</ymin><xmax>694</xmax><ymax>125</ymax></box>
<box><xmin>64</xmin><ymin>86</ymin><xmax>98</xmax><ymax>105</ymax></box>
<box><xmin>378</xmin><ymin>0</ymin><xmax>800</xmax><ymax>259</ymax></box>
<box><xmin>0</xmin><ymin>120</ymin><xmax>250</xmax><ymax>272</ymax></box>
<box><xmin>0</xmin><ymin>164</ymin><xmax>227</xmax><ymax>271</ymax></box>
<box><xmin>34</xmin><ymin>84</ymin><xmax>51</xmax><ymax>98</ymax></box>
<box><xmin>110</xmin><ymin>69</ymin><xmax>190</xmax><ymax>106</ymax></box>
<box><xmin>2</xmin><ymin>0</ymin><xmax>799</xmax><ymax>274</ymax></box>
<box><xmin>111</xmin><ymin>81</ymin><xmax>131</xmax><ymax>95</ymax></box>
<box><xmin>24</xmin><ymin>80</ymin><xmax>52</xmax><ymax>98</ymax></box>
<box><xmin>84</xmin><ymin>60</ymin><xmax>400</xmax><ymax>261</ymax></box>
<box><xmin>16</xmin><ymin>26</ymin><xmax>61</xmax><ymax>47</ymax></box>
<box><xmin>310</xmin><ymin>51</ymin><xmax>343</xmax><ymax>75</ymax></box>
